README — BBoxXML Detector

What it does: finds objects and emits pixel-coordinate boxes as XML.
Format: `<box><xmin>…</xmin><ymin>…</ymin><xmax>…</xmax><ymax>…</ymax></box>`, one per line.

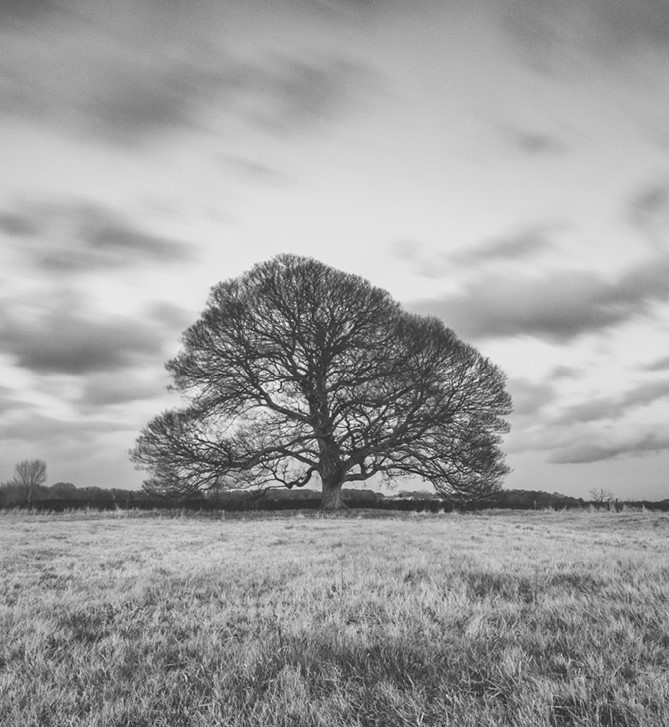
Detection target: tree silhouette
<box><xmin>131</xmin><ymin>255</ymin><xmax>512</xmax><ymax>509</ymax></box>
<box><xmin>12</xmin><ymin>459</ymin><xmax>47</xmax><ymax>508</ymax></box>
<box><xmin>589</xmin><ymin>487</ymin><xmax>615</xmax><ymax>504</ymax></box>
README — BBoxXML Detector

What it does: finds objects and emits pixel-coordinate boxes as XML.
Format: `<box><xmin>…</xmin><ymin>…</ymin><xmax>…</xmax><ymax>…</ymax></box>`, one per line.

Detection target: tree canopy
<box><xmin>131</xmin><ymin>255</ymin><xmax>512</xmax><ymax>509</ymax></box>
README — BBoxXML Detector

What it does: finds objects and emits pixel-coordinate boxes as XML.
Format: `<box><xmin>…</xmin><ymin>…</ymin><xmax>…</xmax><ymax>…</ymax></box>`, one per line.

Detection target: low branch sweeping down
<box><xmin>130</xmin><ymin>255</ymin><xmax>512</xmax><ymax>510</ymax></box>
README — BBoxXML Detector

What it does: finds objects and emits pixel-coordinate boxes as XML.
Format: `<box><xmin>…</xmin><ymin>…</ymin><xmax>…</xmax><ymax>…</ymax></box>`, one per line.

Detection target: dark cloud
<box><xmin>78</xmin><ymin>206</ymin><xmax>193</xmax><ymax>265</ymax></box>
<box><xmin>555</xmin><ymin>379</ymin><xmax>669</xmax><ymax>425</ymax></box>
<box><xmin>551</xmin><ymin>432</ymin><xmax>669</xmax><ymax>464</ymax></box>
<box><xmin>146</xmin><ymin>302</ymin><xmax>196</xmax><ymax>333</ymax></box>
<box><xmin>0</xmin><ymin>413</ymin><xmax>128</xmax><ymax>443</ymax></box>
<box><xmin>81</xmin><ymin>61</ymin><xmax>234</xmax><ymax>143</ymax></box>
<box><xmin>0</xmin><ymin>291</ymin><xmax>195</xmax><ymax>377</ymax></box>
<box><xmin>502</xmin><ymin>1</ymin><xmax>584</xmax><ymax>74</ymax></box>
<box><xmin>557</xmin><ymin>399</ymin><xmax>620</xmax><ymax>425</ymax></box>
<box><xmin>503</xmin><ymin>0</ymin><xmax>669</xmax><ymax>74</ymax></box>
<box><xmin>0</xmin><ymin>26</ymin><xmax>236</xmax><ymax>143</ymax></box>
<box><xmin>631</xmin><ymin>183</ymin><xmax>669</xmax><ymax>222</ymax></box>
<box><xmin>551</xmin><ymin>365</ymin><xmax>581</xmax><ymax>379</ymax></box>
<box><xmin>0</xmin><ymin>308</ymin><xmax>165</xmax><ymax>375</ymax></box>
<box><xmin>409</xmin><ymin>270</ymin><xmax>617</xmax><ymax>340</ymax></box>
<box><xmin>0</xmin><ymin>200</ymin><xmax>194</xmax><ymax>273</ymax></box>
<box><xmin>0</xmin><ymin>211</ymin><xmax>39</xmax><ymax>237</ymax></box>
<box><xmin>502</xmin><ymin>125</ymin><xmax>568</xmax><ymax>156</ymax></box>
<box><xmin>78</xmin><ymin>371</ymin><xmax>166</xmax><ymax>408</ymax></box>
<box><xmin>390</xmin><ymin>227</ymin><xmax>554</xmax><ymax>280</ymax></box>
<box><xmin>0</xmin><ymin>2</ymin><xmax>377</xmax><ymax>144</ymax></box>
<box><xmin>594</xmin><ymin>0</ymin><xmax>669</xmax><ymax>48</ymax></box>
<box><xmin>0</xmin><ymin>0</ymin><xmax>248</xmax><ymax>143</ymax></box>
<box><xmin>222</xmin><ymin>155</ymin><xmax>293</xmax><ymax>186</ymax></box>
<box><xmin>617</xmin><ymin>254</ymin><xmax>669</xmax><ymax>301</ymax></box>
<box><xmin>453</xmin><ymin>227</ymin><xmax>555</xmax><ymax>266</ymax></box>
<box><xmin>409</xmin><ymin>254</ymin><xmax>669</xmax><ymax>341</ymax></box>
<box><xmin>246</xmin><ymin>55</ymin><xmax>377</xmax><ymax>136</ymax></box>
<box><xmin>628</xmin><ymin>179</ymin><xmax>669</xmax><ymax>246</ymax></box>
<box><xmin>0</xmin><ymin>0</ymin><xmax>57</xmax><ymax>21</ymax></box>
<box><xmin>645</xmin><ymin>355</ymin><xmax>669</xmax><ymax>371</ymax></box>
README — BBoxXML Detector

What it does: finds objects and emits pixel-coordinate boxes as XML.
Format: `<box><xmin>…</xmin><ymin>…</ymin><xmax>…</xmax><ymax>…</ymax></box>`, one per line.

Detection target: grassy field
<box><xmin>1</xmin><ymin>509</ymin><xmax>668</xmax><ymax>726</ymax></box>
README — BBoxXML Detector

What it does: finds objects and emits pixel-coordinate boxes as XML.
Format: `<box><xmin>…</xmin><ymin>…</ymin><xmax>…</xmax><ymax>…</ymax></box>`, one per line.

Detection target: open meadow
<box><xmin>1</xmin><ymin>509</ymin><xmax>668</xmax><ymax>727</ymax></box>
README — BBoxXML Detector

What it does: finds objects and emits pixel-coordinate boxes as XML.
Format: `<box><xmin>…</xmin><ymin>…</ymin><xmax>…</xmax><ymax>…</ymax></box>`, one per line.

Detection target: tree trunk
<box><xmin>320</xmin><ymin>476</ymin><xmax>345</xmax><ymax>511</ymax></box>
<box><xmin>317</xmin><ymin>434</ymin><xmax>346</xmax><ymax>511</ymax></box>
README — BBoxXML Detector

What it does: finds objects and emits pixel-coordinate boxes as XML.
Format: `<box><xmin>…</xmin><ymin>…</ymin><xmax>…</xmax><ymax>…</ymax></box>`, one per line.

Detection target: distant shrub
<box><xmin>2</xmin><ymin>480</ymin><xmax>668</xmax><ymax>513</ymax></box>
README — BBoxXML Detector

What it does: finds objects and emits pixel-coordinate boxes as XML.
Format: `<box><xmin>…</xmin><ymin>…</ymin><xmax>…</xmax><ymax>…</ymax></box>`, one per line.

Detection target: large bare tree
<box><xmin>131</xmin><ymin>255</ymin><xmax>512</xmax><ymax>509</ymax></box>
<box><xmin>12</xmin><ymin>459</ymin><xmax>47</xmax><ymax>508</ymax></box>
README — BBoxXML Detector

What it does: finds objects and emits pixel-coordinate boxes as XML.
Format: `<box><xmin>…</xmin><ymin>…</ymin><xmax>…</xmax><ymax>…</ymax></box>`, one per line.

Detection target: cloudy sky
<box><xmin>2</xmin><ymin>0</ymin><xmax>669</xmax><ymax>500</ymax></box>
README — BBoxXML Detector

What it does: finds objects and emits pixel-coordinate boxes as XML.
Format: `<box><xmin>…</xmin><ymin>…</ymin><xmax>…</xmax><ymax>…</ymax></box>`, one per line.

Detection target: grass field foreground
<box><xmin>1</xmin><ymin>509</ymin><xmax>668</xmax><ymax>726</ymax></box>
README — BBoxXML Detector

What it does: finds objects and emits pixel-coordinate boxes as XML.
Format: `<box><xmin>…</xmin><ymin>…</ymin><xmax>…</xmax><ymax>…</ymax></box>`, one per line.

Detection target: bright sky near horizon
<box><xmin>1</xmin><ymin>0</ymin><xmax>668</xmax><ymax>500</ymax></box>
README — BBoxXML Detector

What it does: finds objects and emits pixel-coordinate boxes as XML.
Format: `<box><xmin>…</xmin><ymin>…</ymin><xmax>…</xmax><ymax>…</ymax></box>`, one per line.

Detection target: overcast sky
<box><xmin>1</xmin><ymin>0</ymin><xmax>669</xmax><ymax>500</ymax></box>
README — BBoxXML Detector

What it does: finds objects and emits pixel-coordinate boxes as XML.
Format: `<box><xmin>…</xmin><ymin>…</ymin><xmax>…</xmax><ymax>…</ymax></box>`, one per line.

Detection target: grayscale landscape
<box><xmin>1</xmin><ymin>1</ymin><xmax>669</xmax><ymax>725</ymax></box>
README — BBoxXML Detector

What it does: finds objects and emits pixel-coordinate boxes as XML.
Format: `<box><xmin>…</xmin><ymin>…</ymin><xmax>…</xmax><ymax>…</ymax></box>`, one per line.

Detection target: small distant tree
<box><xmin>131</xmin><ymin>255</ymin><xmax>512</xmax><ymax>510</ymax></box>
<box><xmin>589</xmin><ymin>487</ymin><xmax>614</xmax><ymax>504</ymax></box>
<box><xmin>11</xmin><ymin>459</ymin><xmax>47</xmax><ymax>508</ymax></box>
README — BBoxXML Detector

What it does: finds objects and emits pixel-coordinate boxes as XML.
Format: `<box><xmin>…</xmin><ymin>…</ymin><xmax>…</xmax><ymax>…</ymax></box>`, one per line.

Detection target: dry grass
<box><xmin>1</xmin><ymin>509</ymin><xmax>668</xmax><ymax>726</ymax></box>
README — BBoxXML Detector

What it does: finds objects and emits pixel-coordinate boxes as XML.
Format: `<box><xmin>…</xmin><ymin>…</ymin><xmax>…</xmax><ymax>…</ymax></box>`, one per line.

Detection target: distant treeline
<box><xmin>1</xmin><ymin>480</ymin><xmax>668</xmax><ymax>512</ymax></box>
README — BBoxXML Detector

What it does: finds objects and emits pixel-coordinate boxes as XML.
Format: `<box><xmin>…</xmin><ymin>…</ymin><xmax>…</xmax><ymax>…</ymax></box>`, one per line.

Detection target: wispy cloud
<box><xmin>0</xmin><ymin>307</ymin><xmax>166</xmax><ymax>376</ymax></box>
<box><xmin>0</xmin><ymin>0</ymin><xmax>57</xmax><ymax>22</ymax></box>
<box><xmin>503</xmin><ymin>0</ymin><xmax>669</xmax><ymax>74</ymax></box>
<box><xmin>409</xmin><ymin>252</ymin><xmax>669</xmax><ymax>341</ymax></box>
<box><xmin>246</xmin><ymin>56</ymin><xmax>377</xmax><ymax>136</ymax></box>
<box><xmin>0</xmin><ymin>211</ymin><xmax>40</xmax><ymax>237</ymax></box>
<box><xmin>221</xmin><ymin>155</ymin><xmax>293</xmax><ymax>186</ymax></box>
<box><xmin>550</xmin><ymin>365</ymin><xmax>582</xmax><ymax>380</ymax></box>
<box><xmin>550</xmin><ymin>431</ymin><xmax>669</xmax><ymax>464</ymax></box>
<box><xmin>410</xmin><ymin>269</ymin><xmax>612</xmax><ymax>340</ymax></box>
<box><xmin>628</xmin><ymin>178</ymin><xmax>669</xmax><ymax>247</ymax></box>
<box><xmin>78</xmin><ymin>371</ymin><xmax>167</xmax><ymax>409</ymax></box>
<box><xmin>588</xmin><ymin>0</ymin><xmax>669</xmax><ymax>49</ymax></box>
<box><xmin>452</xmin><ymin>228</ymin><xmax>555</xmax><ymax>266</ymax></box>
<box><xmin>0</xmin><ymin>200</ymin><xmax>195</xmax><ymax>273</ymax></box>
<box><xmin>0</xmin><ymin>2</ymin><xmax>377</xmax><ymax>145</ymax></box>
<box><xmin>500</xmin><ymin>124</ymin><xmax>568</xmax><ymax>156</ymax></box>
<box><xmin>0</xmin><ymin>2</ymin><xmax>232</xmax><ymax>143</ymax></box>
<box><xmin>389</xmin><ymin>226</ymin><xmax>555</xmax><ymax>280</ymax></box>
<box><xmin>645</xmin><ymin>355</ymin><xmax>669</xmax><ymax>372</ymax></box>
<box><xmin>0</xmin><ymin>412</ymin><xmax>132</xmax><ymax>444</ymax></box>
<box><xmin>145</xmin><ymin>302</ymin><xmax>196</xmax><ymax>333</ymax></box>
<box><xmin>554</xmin><ymin>379</ymin><xmax>669</xmax><ymax>425</ymax></box>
